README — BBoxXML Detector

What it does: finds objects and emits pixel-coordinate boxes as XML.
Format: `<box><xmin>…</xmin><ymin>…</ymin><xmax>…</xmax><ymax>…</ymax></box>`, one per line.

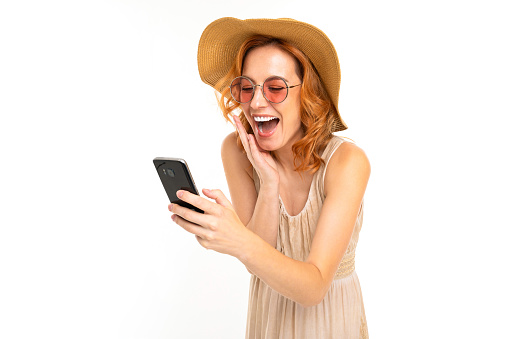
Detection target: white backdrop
<box><xmin>1</xmin><ymin>0</ymin><xmax>508</xmax><ymax>338</ymax></box>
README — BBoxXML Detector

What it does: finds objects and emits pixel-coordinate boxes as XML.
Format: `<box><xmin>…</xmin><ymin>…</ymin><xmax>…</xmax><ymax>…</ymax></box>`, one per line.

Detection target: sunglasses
<box><xmin>229</xmin><ymin>76</ymin><xmax>302</xmax><ymax>104</ymax></box>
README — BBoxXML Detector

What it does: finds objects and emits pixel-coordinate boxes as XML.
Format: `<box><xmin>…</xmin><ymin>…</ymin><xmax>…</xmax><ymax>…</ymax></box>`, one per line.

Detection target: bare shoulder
<box><xmin>221</xmin><ymin>131</ymin><xmax>238</xmax><ymax>152</ymax></box>
<box><xmin>324</xmin><ymin>139</ymin><xmax>371</xmax><ymax>197</ymax></box>
<box><xmin>221</xmin><ymin>132</ymin><xmax>253</xmax><ymax>178</ymax></box>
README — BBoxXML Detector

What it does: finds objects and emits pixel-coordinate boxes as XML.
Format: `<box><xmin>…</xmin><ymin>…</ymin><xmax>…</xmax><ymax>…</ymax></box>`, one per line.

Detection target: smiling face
<box><xmin>240</xmin><ymin>45</ymin><xmax>303</xmax><ymax>152</ymax></box>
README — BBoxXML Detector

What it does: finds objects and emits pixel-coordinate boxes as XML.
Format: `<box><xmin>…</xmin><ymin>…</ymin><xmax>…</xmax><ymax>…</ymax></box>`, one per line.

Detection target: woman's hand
<box><xmin>169</xmin><ymin>188</ymin><xmax>252</xmax><ymax>258</ymax></box>
<box><xmin>233</xmin><ymin>115</ymin><xmax>279</xmax><ymax>185</ymax></box>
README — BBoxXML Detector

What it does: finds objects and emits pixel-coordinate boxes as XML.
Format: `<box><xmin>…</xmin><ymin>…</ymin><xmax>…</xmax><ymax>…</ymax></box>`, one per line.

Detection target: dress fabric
<box><xmin>246</xmin><ymin>136</ymin><xmax>368</xmax><ymax>339</ymax></box>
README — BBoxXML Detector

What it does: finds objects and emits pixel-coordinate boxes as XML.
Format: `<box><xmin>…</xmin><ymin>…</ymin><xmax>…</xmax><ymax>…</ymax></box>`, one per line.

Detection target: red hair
<box><xmin>217</xmin><ymin>35</ymin><xmax>338</xmax><ymax>174</ymax></box>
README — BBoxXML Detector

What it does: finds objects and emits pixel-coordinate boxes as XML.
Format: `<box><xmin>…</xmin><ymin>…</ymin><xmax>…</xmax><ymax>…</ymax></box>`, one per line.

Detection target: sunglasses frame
<box><xmin>229</xmin><ymin>75</ymin><xmax>302</xmax><ymax>104</ymax></box>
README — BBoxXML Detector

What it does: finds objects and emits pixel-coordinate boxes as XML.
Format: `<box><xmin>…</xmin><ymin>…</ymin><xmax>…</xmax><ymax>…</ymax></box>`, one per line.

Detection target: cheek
<box><xmin>292</xmin><ymin>95</ymin><xmax>301</xmax><ymax>115</ymax></box>
<box><xmin>286</xmin><ymin>101</ymin><xmax>302</xmax><ymax>126</ymax></box>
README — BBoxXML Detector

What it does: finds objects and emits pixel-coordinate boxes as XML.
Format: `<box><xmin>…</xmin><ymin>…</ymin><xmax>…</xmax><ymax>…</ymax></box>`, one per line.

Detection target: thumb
<box><xmin>202</xmin><ymin>188</ymin><xmax>232</xmax><ymax>208</ymax></box>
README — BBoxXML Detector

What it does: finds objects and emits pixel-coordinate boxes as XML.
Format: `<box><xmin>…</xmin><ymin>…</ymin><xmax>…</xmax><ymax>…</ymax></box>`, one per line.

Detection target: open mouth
<box><xmin>253</xmin><ymin>116</ymin><xmax>280</xmax><ymax>137</ymax></box>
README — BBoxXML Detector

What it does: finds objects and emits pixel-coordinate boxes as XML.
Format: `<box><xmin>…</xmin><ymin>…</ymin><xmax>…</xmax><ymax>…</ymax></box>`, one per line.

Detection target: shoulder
<box><xmin>324</xmin><ymin>139</ymin><xmax>370</xmax><ymax>197</ymax></box>
<box><xmin>221</xmin><ymin>131</ymin><xmax>238</xmax><ymax>155</ymax></box>
<box><xmin>221</xmin><ymin>132</ymin><xmax>253</xmax><ymax>179</ymax></box>
<box><xmin>327</xmin><ymin>138</ymin><xmax>370</xmax><ymax>172</ymax></box>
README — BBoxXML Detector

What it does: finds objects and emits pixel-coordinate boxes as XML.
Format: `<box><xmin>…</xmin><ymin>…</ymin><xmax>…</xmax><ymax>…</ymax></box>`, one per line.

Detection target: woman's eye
<box><xmin>241</xmin><ymin>87</ymin><xmax>254</xmax><ymax>93</ymax></box>
<box><xmin>268</xmin><ymin>86</ymin><xmax>284</xmax><ymax>92</ymax></box>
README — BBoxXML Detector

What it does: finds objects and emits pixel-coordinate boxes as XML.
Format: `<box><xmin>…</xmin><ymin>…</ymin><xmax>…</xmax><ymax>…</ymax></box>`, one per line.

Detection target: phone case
<box><xmin>153</xmin><ymin>157</ymin><xmax>204</xmax><ymax>214</ymax></box>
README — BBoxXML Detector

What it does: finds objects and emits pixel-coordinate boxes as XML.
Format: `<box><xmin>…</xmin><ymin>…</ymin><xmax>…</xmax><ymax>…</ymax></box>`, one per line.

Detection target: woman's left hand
<box><xmin>168</xmin><ymin>188</ymin><xmax>251</xmax><ymax>258</ymax></box>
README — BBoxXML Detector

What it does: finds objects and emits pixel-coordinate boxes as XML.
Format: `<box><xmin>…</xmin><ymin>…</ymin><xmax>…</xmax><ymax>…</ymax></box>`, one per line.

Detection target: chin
<box><xmin>255</xmin><ymin>135</ymin><xmax>282</xmax><ymax>152</ymax></box>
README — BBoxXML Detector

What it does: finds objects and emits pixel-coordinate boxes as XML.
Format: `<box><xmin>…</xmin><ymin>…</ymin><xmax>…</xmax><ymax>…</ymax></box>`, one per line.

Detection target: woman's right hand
<box><xmin>233</xmin><ymin>115</ymin><xmax>280</xmax><ymax>185</ymax></box>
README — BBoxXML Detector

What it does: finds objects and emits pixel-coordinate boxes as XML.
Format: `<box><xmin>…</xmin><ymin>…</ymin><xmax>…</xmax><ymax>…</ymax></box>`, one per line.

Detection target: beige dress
<box><xmin>246</xmin><ymin>136</ymin><xmax>368</xmax><ymax>339</ymax></box>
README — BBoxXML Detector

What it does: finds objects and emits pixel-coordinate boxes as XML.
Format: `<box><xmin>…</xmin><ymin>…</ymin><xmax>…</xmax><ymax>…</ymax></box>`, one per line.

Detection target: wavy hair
<box><xmin>216</xmin><ymin>35</ymin><xmax>337</xmax><ymax>174</ymax></box>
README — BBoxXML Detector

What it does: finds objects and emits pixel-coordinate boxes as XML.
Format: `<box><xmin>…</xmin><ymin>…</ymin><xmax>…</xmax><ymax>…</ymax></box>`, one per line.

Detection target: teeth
<box><xmin>253</xmin><ymin>116</ymin><xmax>278</xmax><ymax>122</ymax></box>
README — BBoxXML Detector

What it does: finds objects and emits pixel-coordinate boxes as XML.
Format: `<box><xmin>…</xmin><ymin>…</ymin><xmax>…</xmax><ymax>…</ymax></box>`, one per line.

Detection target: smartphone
<box><xmin>153</xmin><ymin>157</ymin><xmax>204</xmax><ymax>214</ymax></box>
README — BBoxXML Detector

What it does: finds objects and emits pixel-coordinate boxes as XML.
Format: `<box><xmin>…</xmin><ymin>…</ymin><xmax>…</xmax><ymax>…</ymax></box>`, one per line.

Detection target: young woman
<box><xmin>169</xmin><ymin>18</ymin><xmax>371</xmax><ymax>338</ymax></box>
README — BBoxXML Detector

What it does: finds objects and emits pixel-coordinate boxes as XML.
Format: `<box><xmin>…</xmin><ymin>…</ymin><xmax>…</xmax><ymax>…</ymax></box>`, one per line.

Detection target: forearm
<box><xmin>239</xmin><ymin>232</ymin><xmax>328</xmax><ymax>307</ymax></box>
<box><xmin>245</xmin><ymin>182</ymin><xmax>279</xmax><ymax>248</ymax></box>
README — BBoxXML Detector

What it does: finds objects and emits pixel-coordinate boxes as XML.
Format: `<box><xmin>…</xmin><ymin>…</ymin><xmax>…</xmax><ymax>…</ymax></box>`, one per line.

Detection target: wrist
<box><xmin>237</xmin><ymin>228</ymin><xmax>258</xmax><ymax>264</ymax></box>
<box><xmin>257</xmin><ymin>168</ymin><xmax>279</xmax><ymax>186</ymax></box>
<box><xmin>259</xmin><ymin>177</ymin><xmax>280</xmax><ymax>192</ymax></box>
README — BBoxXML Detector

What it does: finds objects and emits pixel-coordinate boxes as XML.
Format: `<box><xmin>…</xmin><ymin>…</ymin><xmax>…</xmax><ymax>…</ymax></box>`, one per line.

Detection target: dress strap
<box><xmin>318</xmin><ymin>136</ymin><xmax>346</xmax><ymax>196</ymax></box>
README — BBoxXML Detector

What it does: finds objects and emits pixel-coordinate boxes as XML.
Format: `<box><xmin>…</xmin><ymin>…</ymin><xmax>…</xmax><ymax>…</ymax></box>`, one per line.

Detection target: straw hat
<box><xmin>197</xmin><ymin>17</ymin><xmax>347</xmax><ymax>132</ymax></box>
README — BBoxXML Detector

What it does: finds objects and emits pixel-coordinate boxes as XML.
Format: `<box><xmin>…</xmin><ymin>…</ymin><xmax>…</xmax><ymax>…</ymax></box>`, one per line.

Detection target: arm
<box><xmin>238</xmin><ymin>141</ymin><xmax>370</xmax><ymax>306</ymax></box>
<box><xmin>221</xmin><ymin>131</ymin><xmax>279</xmax><ymax>248</ymax></box>
<box><xmin>169</xmin><ymin>139</ymin><xmax>369</xmax><ymax>306</ymax></box>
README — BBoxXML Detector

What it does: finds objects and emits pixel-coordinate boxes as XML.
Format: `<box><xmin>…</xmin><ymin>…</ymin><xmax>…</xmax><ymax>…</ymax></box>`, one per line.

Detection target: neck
<box><xmin>272</xmin><ymin>130</ymin><xmax>304</xmax><ymax>174</ymax></box>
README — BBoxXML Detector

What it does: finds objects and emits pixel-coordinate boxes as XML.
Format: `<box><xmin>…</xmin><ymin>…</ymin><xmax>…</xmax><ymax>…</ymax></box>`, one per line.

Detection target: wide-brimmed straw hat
<box><xmin>197</xmin><ymin>17</ymin><xmax>347</xmax><ymax>132</ymax></box>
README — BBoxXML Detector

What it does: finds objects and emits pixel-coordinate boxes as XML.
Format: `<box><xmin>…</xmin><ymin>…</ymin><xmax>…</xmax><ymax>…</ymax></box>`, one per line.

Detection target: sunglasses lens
<box><xmin>263</xmin><ymin>77</ymin><xmax>288</xmax><ymax>103</ymax></box>
<box><xmin>230</xmin><ymin>77</ymin><xmax>254</xmax><ymax>103</ymax></box>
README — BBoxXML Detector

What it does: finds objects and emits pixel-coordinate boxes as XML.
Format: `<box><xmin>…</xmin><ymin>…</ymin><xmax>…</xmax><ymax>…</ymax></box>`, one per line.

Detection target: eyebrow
<box><xmin>241</xmin><ymin>75</ymin><xmax>290</xmax><ymax>83</ymax></box>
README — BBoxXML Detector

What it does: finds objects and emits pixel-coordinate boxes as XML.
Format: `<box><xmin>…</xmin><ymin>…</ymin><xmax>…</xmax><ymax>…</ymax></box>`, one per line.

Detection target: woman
<box><xmin>169</xmin><ymin>18</ymin><xmax>370</xmax><ymax>338</ymax></box>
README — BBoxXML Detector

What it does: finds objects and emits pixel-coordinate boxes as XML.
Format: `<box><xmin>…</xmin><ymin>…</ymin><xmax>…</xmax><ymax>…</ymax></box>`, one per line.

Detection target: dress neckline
<box><xmin>278</xmin><ymin>172</ymin><xmax>318</xmax><ymax>219</ymax></box>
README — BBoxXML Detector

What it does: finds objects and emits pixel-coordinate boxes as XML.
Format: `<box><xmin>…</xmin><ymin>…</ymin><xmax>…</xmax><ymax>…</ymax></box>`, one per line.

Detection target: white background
<box><xmin>1</xmin><ymin>0</ymin><xmax>508</xmax><ymax>338</ymax></box>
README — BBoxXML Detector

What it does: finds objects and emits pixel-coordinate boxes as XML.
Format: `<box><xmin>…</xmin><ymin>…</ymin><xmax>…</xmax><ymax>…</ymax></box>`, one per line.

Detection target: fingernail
<box><xmin>177</xmin><ymin>191</ymin><xmax>183</xmax><ymax>198</ymax></box>
<box><xmin>169</xmin><ymin>204</ymin><xmax>173</xmax><ymax>211</ymax></box>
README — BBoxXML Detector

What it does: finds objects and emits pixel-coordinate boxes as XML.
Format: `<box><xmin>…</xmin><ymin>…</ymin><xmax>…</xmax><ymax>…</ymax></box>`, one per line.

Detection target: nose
<box><xmin>250</xmin><ymin>84</ymin><xmax>268</xmax><ymax>110</ymax></box>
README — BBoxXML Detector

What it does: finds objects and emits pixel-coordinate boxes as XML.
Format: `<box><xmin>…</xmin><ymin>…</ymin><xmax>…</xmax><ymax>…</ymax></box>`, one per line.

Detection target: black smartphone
<box><xmin>153</xmin><ymin>157</ymin><xmax>204</xmax><ymax>214</ymax></box>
